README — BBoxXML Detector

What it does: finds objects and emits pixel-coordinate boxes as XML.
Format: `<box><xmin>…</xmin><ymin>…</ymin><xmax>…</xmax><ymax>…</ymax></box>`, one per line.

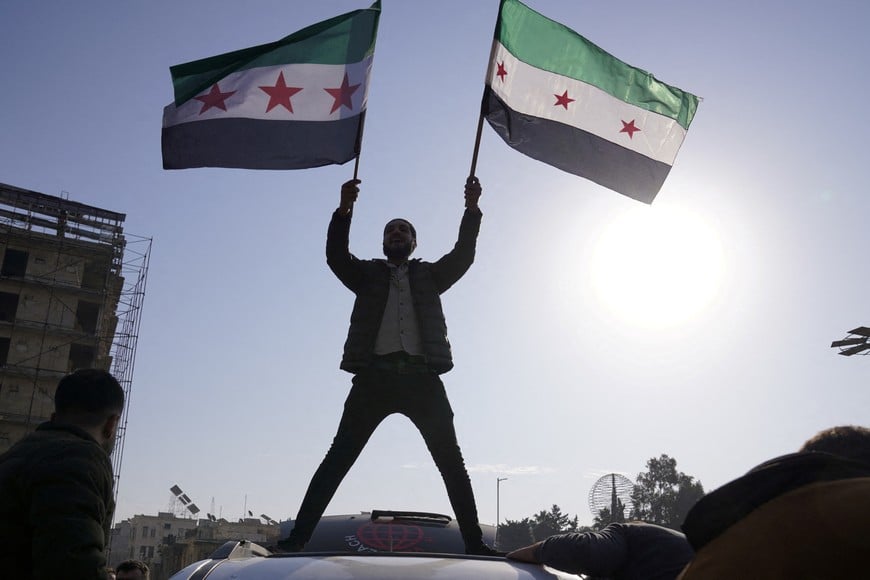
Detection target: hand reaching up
<box><xmin>465</xmin><ymin>176</ymin><xmax>482</xmax><ymax>212</ymax></box>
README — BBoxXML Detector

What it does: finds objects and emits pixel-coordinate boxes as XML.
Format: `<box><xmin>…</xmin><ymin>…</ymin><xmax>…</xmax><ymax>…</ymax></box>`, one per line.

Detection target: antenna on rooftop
<box><xmin>831</xmin><ymin>326</ymin><xmax>870</xmax><ymax>356</ymax></box>
<box><xmin>169</xmin><ymin>483</ymin><xmax>201</xmax><ymax>518</ymax></box>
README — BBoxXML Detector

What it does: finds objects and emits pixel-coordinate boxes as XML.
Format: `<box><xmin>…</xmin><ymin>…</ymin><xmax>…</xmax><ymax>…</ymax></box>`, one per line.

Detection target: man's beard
<box><xmin>103</xmin><ymin>434</ymin><xmax>117</xmax><ymax>455</ymax></box>
<box><xmin>383</xmin><ymin>241</ymin><xmax>413</xmax><ymax>260</ymax></box>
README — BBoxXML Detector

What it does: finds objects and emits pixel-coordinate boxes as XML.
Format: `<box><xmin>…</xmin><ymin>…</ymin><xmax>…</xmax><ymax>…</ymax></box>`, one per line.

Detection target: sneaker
<box><xmin>465</xmin><ymin>542</ymin><xmax>505</xmax><ymax>557</ymax></box>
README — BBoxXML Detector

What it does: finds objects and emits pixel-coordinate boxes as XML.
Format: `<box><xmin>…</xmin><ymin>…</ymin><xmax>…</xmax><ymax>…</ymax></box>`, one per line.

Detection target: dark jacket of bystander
<box><xmin>0</xmin><ymin>422</ymin><xmax>115</xmax><ymax>580</ymax></box>
<box><xmin>679</xmin><ymin>451</ymin><xmax>870</xmax><ymax>579</ymax></box>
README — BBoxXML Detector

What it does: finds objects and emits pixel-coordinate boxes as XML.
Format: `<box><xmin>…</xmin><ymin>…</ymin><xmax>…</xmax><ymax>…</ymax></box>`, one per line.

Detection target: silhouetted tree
<box><xmin>629</xmin><ymin>454</ymin><xmax>705</xmax><ymax>530</ymax></box>
<box><xmin>496</xmin><ymin>517</ymin><xmax>533</xmax><ymax>551</ymax></box>
<box><xmin>530</xmin><ymin>504</ymin><xmax>579</xmax><ymax>540</ymax></box>
<box><xmin>592</xmin><ymin>498</ymin><xmax>627</xmax><ymax>530</ymax></box>
<box><xmin>497</xmin><ymin>505</ymin><xmax>582</xmax><ymax>551</ymax></box>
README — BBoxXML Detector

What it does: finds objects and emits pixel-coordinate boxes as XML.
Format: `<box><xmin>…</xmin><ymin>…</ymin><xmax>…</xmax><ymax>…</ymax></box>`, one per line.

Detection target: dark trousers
<box><xmin>288</xmin><ymin>367</ymin><xmax>484</xmax><ymax>548</ymax></box>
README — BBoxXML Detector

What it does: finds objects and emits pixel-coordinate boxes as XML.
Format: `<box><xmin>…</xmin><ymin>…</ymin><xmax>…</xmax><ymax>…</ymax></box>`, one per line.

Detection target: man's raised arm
<box><xmin>328</xmin><ymin>179</ymin><xmax>363</xmax><ymax>291</ymax></box>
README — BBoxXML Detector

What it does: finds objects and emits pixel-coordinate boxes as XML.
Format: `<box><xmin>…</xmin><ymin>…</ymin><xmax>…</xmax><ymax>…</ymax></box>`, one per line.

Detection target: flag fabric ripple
<box><xmin>162</xmin><ymin>1</ymin><xmax>380</xmax><ymax>170</ymax></box>
<box><xmin>483</xmin><ymin>0</ymin><xmax>699</xmax><ymax>203</ymax></box>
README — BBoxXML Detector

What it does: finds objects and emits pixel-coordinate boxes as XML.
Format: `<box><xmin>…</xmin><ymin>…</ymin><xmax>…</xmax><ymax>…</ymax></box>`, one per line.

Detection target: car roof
<box><xmin>171</xmin><ymin>549</ymin><xmax>582</xmax><ymax>580</ymax></box>
<box><xmin>169</xmin><ymin>512</ymin><xmax>585</xmax><ymax>579</ymax></box>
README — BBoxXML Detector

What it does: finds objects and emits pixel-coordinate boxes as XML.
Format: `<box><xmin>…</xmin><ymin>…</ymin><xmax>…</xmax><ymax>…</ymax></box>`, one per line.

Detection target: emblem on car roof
<box><xmin>348</xmin><ymin>522</ymin><xmax>428</xmax><ymax>552</ymax></box>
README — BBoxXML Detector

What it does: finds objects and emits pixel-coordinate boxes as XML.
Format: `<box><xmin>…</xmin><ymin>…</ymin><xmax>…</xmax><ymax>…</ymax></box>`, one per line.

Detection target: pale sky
<box><xmin>2</xmin><ymin>0</ymin><xmax>867</xmax><ymax>529</ymax></box>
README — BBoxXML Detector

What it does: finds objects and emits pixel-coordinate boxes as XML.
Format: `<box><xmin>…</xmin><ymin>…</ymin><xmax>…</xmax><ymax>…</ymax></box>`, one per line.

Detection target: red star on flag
<box><xmin>260</xmin><ymin>71</ymin><xmax>303</xmax><ymax>113</ymax></box>
<box><xmin>620</xmin><ymin>119</ymin><xmax>641</xmax><ymax>139</ymax></box>
<box><xmin>194</xmin><ymin>83</ymin><xmax>236</xmax><ymax>114</ymax></box>
<box><xmin>554</xmin><ymin>90</ymin><xmax>575</xmax><ymax>110</ymax></box>
<box><xmin>324</xmin><ymin>72</ymin><xmax>361</xmax><ymax>114</ymax></box>
<box><xmin>496</xmin><ymin>61</ymin><xmax>508</xmax><ymax>82</ymax></box>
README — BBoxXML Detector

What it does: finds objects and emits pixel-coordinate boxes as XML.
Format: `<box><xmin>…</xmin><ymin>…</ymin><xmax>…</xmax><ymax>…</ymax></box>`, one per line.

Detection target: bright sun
<box><xmin>590</xmin><ymin>205</ymin><xmax>725</xmax><ymax>328</ymax></box>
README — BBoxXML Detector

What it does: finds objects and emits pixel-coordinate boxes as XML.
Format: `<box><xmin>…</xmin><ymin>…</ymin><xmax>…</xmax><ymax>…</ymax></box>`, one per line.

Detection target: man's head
<box><xmin>800</xmin><ymin>425</ymin><xmax>870</xmax><ymax>465</ymax></box>
<box><xmin>382</xmin><ymin>218</ymin><xmax>417</xmax><ymax>262</ymax></box>
<box><xmin>53</xmin><ymin>368</ymin><xmax>124</xmax><ymax>454</ymax></box>
<box><xmin>115</xmin><ymin>559</ymin><xmax>149</xmax><ymax>580</ymax></box>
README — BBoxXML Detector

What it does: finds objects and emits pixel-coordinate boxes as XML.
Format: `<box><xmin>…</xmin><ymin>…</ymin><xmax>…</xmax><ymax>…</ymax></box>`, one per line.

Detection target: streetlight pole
<box><xmin>496</xmin><ymin>477</ymin><xmax>508</xmax><ymax>549</ymax></box>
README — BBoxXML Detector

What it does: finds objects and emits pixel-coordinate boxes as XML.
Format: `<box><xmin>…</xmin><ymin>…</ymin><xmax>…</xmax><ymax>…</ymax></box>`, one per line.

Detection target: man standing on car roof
<box><xmin>279</xmin><ymin>176</ymin><xmax>497</xmax><ymax>556</ymax></box>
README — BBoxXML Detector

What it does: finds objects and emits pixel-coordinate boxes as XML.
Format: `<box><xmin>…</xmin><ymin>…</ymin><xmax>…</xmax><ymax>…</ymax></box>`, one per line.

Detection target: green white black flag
<box><xmin>162</xmin><ymin>1</ymin><xmax>380</xmax><ymax>170</ymax></box>
<box><xmin>483</xmin><ymin>0</ymin><xmax>699</xmax><ymax>203</ymax></box>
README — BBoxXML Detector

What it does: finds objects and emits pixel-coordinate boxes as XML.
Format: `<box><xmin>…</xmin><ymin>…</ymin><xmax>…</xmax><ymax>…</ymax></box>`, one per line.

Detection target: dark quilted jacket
<box><xmin>326</xmin><ymin>208</ymin><xmax>482</xmax><ymax>374</ymax></box>
<box><xmin>0</xmin><ymin>422</ymin><xmax>114</xmax><ymax>579</ymax></box>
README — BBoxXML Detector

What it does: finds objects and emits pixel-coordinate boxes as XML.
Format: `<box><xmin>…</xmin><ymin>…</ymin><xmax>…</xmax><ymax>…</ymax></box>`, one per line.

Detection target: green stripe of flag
<box><xmin>496</xmin><ymin>0</ymin><xmax>698</xmax><ymax>129</ymax></box>
<box><xmin>170</xmin><ymin>0</ymin><xmax>380</xmax><ymax>106</ymax></box>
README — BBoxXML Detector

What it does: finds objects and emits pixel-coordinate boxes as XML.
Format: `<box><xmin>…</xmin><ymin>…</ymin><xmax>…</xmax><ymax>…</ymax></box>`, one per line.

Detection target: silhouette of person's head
<box><xmin>800</xmin><ymin>425</ymin><xmax>870</xmax><ymax>464</ymax></box>
<box><xmin>115</xmin><ymin>559</ymin><xmax>149</xmax><ymax>580</ymax></box>
<box><xmin>53</xmin><ymin>368</ymin><xmax>124</xmax><ymax>454</ymax></box>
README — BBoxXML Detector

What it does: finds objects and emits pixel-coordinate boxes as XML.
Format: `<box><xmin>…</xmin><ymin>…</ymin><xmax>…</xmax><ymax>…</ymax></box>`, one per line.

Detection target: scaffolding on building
<box><xmin>0</xmin><ymin>182</ymin><xmax>150</xmax><ymax>511</ymax></box>
<box><xmin>107</xmin><ymin>232</ymin><xmax>151</xmax><ymax>505</ymax></box>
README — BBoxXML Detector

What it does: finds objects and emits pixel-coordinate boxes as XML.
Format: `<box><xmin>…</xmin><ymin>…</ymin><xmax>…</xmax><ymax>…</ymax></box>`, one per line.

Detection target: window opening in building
<box><xmin>75</xmin><ymin>301</ymin><xmax>100</xmax><ymax>334</ymax></box>
<box><xmin>1</xmin><ymin>249</ymin><xmax>28</xmax><ymax>277</ymax></box>
<box><xmin>81</xmin><ymin>261</ymin><xmax>108</xmax><ymax>290</ymax></box>
<box><xmin>67</xmin><ymin>343</ymin><xmax>95</xmax><ymax>371</ymax></box>
<box><xmin>0</xmin><ymin>337</ymin><xmax>10</xmax><ymax>366</ymax></box>
<box><xmin>0</xmin><ymin>292</ymin><xmax>20</xmax><ymax>322</ymax></box>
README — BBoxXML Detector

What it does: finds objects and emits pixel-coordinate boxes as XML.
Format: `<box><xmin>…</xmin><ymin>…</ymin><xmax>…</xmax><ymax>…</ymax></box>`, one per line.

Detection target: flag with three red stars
<box><xmin>162</xmin><ymin>1</ymin><xmax>380</xmax><ymax>170</ymax></box>
<box><xmin>483</xmin><ymin>0</ymin><xmax>699</xmax><ymax>203</ymax></box>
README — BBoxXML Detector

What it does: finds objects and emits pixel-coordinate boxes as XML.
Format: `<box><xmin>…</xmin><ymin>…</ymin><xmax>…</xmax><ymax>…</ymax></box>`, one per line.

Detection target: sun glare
<box><xmin>590</xmin><ymin>205</ymin><xmax>725</xmax><ymax>328</ymax></box>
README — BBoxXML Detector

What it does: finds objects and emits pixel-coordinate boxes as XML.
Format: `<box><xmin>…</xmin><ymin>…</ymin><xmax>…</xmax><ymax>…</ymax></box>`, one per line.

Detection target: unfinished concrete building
<box><xmin>0</xmin><ymin>182</ymin><xmax>150</xmax><ymax>467</ymax></box>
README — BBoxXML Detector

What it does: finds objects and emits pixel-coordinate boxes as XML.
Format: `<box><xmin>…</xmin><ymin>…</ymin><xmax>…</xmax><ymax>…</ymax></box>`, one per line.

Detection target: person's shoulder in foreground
<box><xmin>678</xmin><ymin>424</ymin><xmax>870</xmax><ymax>579</ymax></box>
<box><xmin>0</xmin><ymin>368</ymin><xmax>124</xmax><ymax>580</ymax></box>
